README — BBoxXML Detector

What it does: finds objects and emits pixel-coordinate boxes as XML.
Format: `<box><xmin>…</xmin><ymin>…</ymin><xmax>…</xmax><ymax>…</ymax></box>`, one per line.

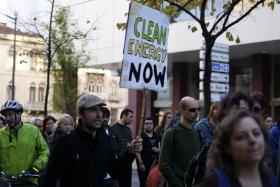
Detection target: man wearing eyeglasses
<box><xmin>159</xmin><ymin>96</ymin><xmax>202</xmax><ymax>187</ymax></box>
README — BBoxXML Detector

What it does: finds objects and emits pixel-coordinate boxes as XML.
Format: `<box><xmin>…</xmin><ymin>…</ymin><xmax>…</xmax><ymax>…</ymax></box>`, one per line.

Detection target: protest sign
<box><xmin>120</xmin><ymin>1</ymin><xmax>169</xmax><ymax>91</ymax></box>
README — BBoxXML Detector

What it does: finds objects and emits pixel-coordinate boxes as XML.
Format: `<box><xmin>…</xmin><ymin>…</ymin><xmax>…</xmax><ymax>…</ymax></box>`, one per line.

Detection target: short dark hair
<box><xmin>251</xmin><ymin>92</ymin><xmax>266</xmax><ymax>110</ymax></box>
<box><xmin>43</xmin><ymin>116</ymin><xmax>57</xmax><ymax>130</ymax></box>
<box><xmin>219</xmin><ymin>91</ymin><xmax>253</xmax><ymax>121</ymax></box>
<box><xmin>120</xmin><ymin>108</ymin><xmax>133</xmax><ymax>119</ymax></box>
<box><xmin>143</xmin><ymin>117</ymin><xmax>153</xmax><ymax>124</ymax></box>
<box><xmin>101</xmin><ymin>107</ymin><xmax>111</xmax><ymax>118</ymax></box>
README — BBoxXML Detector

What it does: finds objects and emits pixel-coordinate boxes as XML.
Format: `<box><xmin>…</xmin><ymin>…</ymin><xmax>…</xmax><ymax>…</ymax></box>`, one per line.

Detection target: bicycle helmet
<box><xmin>0</xmin><ymin>100</ymin><xmax>23</xmax><ymax>115</ymax></box>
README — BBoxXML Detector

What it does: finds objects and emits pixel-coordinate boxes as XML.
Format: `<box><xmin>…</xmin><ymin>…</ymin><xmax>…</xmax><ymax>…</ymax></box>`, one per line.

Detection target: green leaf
<box><xmin>223</xmin><ymin>2</ymin><xmax>230</xmax><ymax>9</ymax></box>
<box><xmin>228</xmin><ymin>34</ymin><xmax>234</xmax><ymax>41</ymax></box>
<box><xmin>191</xmin><ymin>26</ymin><xmax>197</xmax><ymax>32</ymax></box>
<box><xmin>268</xmin><ymin>1</ymin><xmax>275</xmax><ymax>10</ymax></box>
<box><xmin>226</xmin><ymin>32</ymin><xmax>230</xmax><ymax>38</ymax></box>
<box><xmin>116</xmin><ymin>23</ymin><xmax>122</xmax><ymax>30</ymax></box>
<box><xmin>210</xmin><ymin>8</ymin><xmax>216</xmax><ymax>16</ymax></box>
<box><xmin>236</xmin><ymin>36</ymin><xmax>241</xmax><ymax>43</ymax></box>
<box><xmin>117</xmin><ymin>22</ymin><xmax>127</xmax><ymax>30</ymax></box>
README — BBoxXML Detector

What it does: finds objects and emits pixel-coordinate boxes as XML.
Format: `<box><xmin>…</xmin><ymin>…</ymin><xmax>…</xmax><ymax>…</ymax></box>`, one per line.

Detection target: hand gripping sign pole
<box><xmin>138</xmin><ymin>89</ymin><xmax>148</xmax><ymax>136</ymax></box>
<box><xmin>136</xmin><ymin>88</ymin><xmax>147</xmax><ymax>170</ymax></box>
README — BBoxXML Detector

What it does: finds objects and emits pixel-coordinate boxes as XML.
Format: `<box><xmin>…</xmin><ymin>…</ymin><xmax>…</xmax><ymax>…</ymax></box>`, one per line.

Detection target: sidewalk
<box><xmin>132</xmin><ymin>160</ymin><xmax>140</xmax><ymax>187</ymax></box>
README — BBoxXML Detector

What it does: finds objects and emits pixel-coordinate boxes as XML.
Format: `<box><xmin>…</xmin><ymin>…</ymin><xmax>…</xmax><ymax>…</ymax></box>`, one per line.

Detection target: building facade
<box><xmin>0</xmin><ymin>23</ymin><xmax>52</xmax><ymax>121</ymax></box>
<box><xmin>79</xmin><ymin>0</ymin><xmax>280</xmax><ymax>136</ymax></box>
<box><xmin>78</xmin><ymin>68</ymin><xmax>129</xmax><ymax>124</ymax></box>
<box><xmin>0</xmin><ymin>22</ymin><xmax>128</xmax><ymax>123</ymax></box>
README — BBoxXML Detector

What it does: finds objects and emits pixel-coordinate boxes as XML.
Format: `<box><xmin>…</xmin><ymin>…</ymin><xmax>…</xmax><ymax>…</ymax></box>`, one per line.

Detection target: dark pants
<box><xmin>137</xmin><ymin>169</ymin><xmax>148</xmax><ymax>187</ymax></box>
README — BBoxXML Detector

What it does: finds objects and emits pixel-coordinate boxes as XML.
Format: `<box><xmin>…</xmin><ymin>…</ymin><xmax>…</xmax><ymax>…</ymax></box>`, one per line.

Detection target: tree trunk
<box><xmin>44</xmin><ymin>0</ymin><xmax>55</xmax><ymax>118</ymax></box>
<box><xmin>203</xmin><ymin>38</ymin><xmax>215</xmax><ymax>115</ymax></box>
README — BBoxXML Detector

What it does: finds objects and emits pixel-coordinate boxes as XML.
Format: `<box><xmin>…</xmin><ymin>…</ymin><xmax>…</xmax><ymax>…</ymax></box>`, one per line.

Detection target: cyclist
<box><xmin>0</xmin><ymin>100</ymin><xmax>49</xmax><ymax>186</ymax></box>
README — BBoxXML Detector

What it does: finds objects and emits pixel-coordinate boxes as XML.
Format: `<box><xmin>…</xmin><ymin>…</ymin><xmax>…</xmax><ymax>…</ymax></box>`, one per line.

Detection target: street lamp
<box><xmin>0</xmin><ymin>11</ymin><xmax>17</xmax><ymax>100</ymax></box>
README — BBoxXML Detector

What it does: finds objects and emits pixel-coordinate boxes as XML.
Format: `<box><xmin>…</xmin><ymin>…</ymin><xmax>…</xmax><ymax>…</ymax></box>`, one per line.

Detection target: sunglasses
<box><xmin>188</xmin><ymin>108</ymin><xmax>200</xmax><ymax>113</ymax></box>
<box><xmin>252</xmin><ymin>106</ymin><xmax>262</xmax><ymax>113</ymax></box>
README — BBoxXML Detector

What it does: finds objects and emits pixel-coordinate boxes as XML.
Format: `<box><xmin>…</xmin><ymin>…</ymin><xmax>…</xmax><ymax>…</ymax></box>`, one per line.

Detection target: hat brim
<box><xmin>84</xmin><ymin>102</ymin><xmax>106</xmax><ymax>109</ymax></box>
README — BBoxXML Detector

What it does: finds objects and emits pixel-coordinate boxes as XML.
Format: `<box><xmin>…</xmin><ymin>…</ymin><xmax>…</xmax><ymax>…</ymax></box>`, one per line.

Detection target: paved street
<box><xmin>132</xmin><ymin>169</ymin><xmax>140</xmax><ymax>187</ymax></box>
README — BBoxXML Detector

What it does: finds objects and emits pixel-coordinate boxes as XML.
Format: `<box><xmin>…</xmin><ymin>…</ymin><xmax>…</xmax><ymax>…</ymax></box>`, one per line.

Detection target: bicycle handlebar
<box><xmin>0</xmin><ymin>170</ymin><xmax>40</xmax><ymax>181</ymax></box>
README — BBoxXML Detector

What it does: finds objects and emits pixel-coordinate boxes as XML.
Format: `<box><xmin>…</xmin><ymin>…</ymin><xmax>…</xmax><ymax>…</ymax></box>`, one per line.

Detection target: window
<box><xmin>111</xmin><ymin>81</ymin><xmax>118</xmax><ymax>96</ymax></box>
<box><xmin>38</xmin><ymin>84</ymin><xmax>44</xmax><ymax>103</ymax></box>
<box><xmin>96</xmin><ymin>82</ymin><xmax>102</xmax><ymax>93</ymax></box>
<box><xmin>29</xmin><ymin>83</ymin><xmax>36</xmax><ymax>102</ymax></box>
<box><xmin>88</xmin><ymin>81</ymin><xmax>103</xmax><ymax>93</ymax></box>
<box><xmin>88</xmin><ymin>81</ymin><xmax>94</xmax><ymax>92</ymax></box>
<box><xmin>30</xmin><ymin>56</ymin><xmax>37</xmax><ymax>71</ymax></box>
<box><xmin>88</xmin><ymin>73</ymin><xmax>104</xmax><ymax>94</ymax></box>
<box><xmin>7</xmin><ymin>82</ymin><xmax>12</xmax><ymax>100</ymax></box>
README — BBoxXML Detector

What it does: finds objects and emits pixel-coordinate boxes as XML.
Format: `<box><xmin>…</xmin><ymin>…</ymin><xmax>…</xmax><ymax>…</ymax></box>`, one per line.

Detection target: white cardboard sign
<box><xmin>120</xmin><ymin>1</ymin><xmax>169</xmax><ymax>91</ymax></box>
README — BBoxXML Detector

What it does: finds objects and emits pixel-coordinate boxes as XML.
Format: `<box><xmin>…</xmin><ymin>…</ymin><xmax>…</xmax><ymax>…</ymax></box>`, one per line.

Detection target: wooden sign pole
<box><xmin>138</xmin><ymin>89</ymin><xmax>147</xmax><ymax>136</ymax></box>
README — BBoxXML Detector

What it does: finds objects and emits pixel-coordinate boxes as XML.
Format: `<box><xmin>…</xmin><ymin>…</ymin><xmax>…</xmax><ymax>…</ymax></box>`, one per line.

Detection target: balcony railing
<box><xmin>89</xmin><ymin>92</ymin><xmax>121</xmax><ymax>103</ymax></box>
<box><xmin>108</xmin><ymin>94</ymin><xmax>121</xmax><ymax>102</ymax></box>
<box><xmin>25</xmin><ymin>102</ymin><xmax>44</xmax><ymax>111</ymax></box>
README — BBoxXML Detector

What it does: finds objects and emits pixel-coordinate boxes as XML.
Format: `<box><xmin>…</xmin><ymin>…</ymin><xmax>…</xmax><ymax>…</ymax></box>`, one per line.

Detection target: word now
<box><xmin>129</xmin><ymin>62</ymin><xmax>166</xmax><ymax>87</ymax></box>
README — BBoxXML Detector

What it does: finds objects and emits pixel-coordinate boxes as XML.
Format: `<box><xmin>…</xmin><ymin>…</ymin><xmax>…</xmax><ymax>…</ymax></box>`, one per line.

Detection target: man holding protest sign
<box><xmin>117</xmin><ymin>2</ymin><xmax>170</xmax><ymax>186</ymax></box>
<box><xmin>111</xmin><ymin>109</ymin><xmax>142</xmax><ymax>187</ymax></box>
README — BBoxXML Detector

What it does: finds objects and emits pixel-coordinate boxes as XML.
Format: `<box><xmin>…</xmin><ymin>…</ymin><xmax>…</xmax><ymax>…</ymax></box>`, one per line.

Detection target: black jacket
<box><xmin>41</xmin><ymin>124</ymin><xmax>115</xmax><ymax>187</ymax></box>
<box><xmin>110</xmin><ymin>122</ymin><xmax>135</xmax><ymax>187</ymax></box>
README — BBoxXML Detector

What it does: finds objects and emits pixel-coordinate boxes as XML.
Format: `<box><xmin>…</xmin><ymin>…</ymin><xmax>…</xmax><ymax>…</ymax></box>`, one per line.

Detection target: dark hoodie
<box><xmin>41</xmin><ymin>121</ymin><xmax>116</xmax><ymax>187</ymax></box>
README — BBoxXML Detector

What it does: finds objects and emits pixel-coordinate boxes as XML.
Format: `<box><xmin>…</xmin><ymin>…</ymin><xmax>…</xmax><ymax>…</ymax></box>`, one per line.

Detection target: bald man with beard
<box><xmin>159</xmin><ymin>96</ymin><xmax>202</xmax><ymax>187</ymax></box>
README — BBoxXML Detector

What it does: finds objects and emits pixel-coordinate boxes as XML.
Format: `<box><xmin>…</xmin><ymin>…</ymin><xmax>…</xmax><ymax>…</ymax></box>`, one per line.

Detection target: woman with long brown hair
<box><xmin>197</xmin><ymin>110</ymin><xmax>277</xmax><ymax>187</ymax></box>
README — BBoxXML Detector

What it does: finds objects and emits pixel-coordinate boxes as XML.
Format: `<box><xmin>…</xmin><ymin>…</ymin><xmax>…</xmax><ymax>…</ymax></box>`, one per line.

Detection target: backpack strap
<box><xmin>212</xmin><ymin>168</ymin><xmax>231</xmax><ymax>187</ymax></box>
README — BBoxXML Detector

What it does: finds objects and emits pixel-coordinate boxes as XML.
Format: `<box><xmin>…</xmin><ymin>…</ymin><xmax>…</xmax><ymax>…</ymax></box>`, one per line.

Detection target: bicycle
<box><xmin>0</xmin><ymin>171</ymin><xmax>40</xmax><ymax>187</ymax></box>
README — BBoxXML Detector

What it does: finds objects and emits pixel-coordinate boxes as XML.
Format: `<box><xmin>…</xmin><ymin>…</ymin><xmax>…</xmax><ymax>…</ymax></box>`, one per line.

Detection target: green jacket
<box><xmin>159</xmin><ymin>122</ymin><xmax>201</xmax><ymax>187</ymax></box>
<box><xmin>0</xmin><ymin>123</ymin><xmax>49</xmax><ymax>183</ymax></box>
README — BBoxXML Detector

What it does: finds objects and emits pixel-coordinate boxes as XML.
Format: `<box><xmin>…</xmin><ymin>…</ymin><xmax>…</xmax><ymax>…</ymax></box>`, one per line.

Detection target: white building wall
<box><xmin>5</xmin><ymin>0</ymin><xmax>280</xmax><ymax>66</ymax></box>
<box><xmin>70</xmin><ymin>2</ymin><xmax>279</xmax><ymax>64</ymax></box>
<box><xmin>0</xmin><ymin>32</ymin><xmax>52</xmax><ymax>118</ymax></box>
<box><xmin>69</xmin><ymin>0</ymin><xmax>130</xmax><ymax>66</ymax></box>
<box><xmin>169</xmin><ymin>5</ymin><xmax>280</xmax><ymax>53</ymax></box>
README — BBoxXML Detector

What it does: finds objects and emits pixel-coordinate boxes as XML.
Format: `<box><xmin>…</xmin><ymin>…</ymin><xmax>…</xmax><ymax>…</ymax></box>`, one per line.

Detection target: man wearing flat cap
<box><xmin>41</xmin><ymin>93</ymin><xmax>119</xmax><ymax>187</ymax></box>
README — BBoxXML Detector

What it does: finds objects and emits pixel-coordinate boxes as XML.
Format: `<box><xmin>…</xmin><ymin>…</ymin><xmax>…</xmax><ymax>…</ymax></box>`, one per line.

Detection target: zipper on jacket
<box><xmin>76</xmin><ymin>153</ymin><xmax>80</xmax><ymax>168</ymax></box>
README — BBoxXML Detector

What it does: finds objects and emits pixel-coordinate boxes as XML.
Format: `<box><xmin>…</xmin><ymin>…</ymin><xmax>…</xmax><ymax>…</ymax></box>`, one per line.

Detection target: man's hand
<box><xmin>138</xmin><ymin>163</ymin><xmax>145</xmax><ymax>172</ymax></box>
<box><xmin>128</xmin><ymin>136</ymin><xmax>142</xmax><ymax>154</ymax></box>
<box><xmin>151</xmin><ymin>147</ymin><xmax>160</xmax><ymax>153</ymax></box>
<box><xmin>28</xmin><ymin>167</ymin><xmax>40</xmax><ymax>174</ymax></box>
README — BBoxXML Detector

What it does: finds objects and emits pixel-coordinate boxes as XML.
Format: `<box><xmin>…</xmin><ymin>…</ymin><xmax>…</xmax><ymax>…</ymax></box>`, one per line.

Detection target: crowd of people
<box><xmin>0</xmin><ymin>91</ymin><xmax>279</xmax><ymax>187</ymax></box>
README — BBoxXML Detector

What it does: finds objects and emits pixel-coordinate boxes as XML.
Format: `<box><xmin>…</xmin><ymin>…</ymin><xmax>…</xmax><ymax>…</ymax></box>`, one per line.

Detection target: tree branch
<box><xmin>164</xmin><ymin>0</ymin><xmax>201</xmax><ymax>23</ymax></box>
<box><xmin>215</xmin><ymin>0</ymin><xmax>265</xmax><ymax>37</ymax></box>
<box><xmin>50</xmin><ymin>34</ymin><xmax>86</xmax><ymax>59</ymax></box>
<box><xmin>182</xmin><ymin>0</ymin><xmax>196</xmax><ymax>9</ymax></box>
<box><xmin>33</xmin><ymin>24</ymin><xmax>48</xmax><ymax>44</ymax></box>
<box><xmin>209</xmin><ymin>0</ymin><xmax>241</xmax><ymax>34</ymax></box>
<box><xmin>200</xmin><ymin>0</ymin><xmax>209</xmax><ymax>36</ymax></box>
<box><xmin>222</xmin><ymin>0</ymin><xmax>241</xmax><ymax>29</ymax></box>
<box><xmin>200</xmin><ymin>0</ymin><xmax>208</xmax><ymax>22</ymax></box>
